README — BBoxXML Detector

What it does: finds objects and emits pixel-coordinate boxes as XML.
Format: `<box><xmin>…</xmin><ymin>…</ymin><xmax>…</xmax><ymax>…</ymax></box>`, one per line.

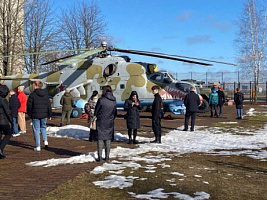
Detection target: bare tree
<box><xmin>24</xmin><ymin>0</ymin><xmax>58</xmax><ymax>73</ymax></box>
<box><xmin>0</xmin><ymin>0</ymin><xmax>24</xmax><ymax>75</ymax></box>
<box><xmin>236</xmin><ymin>0</ymin><xmax>267</xmax><ymax>103</ymax></box>
<box><xmin>59</xmin><ymin>1</ymin><xmax>107</xmax><ymax>53</ymax></box>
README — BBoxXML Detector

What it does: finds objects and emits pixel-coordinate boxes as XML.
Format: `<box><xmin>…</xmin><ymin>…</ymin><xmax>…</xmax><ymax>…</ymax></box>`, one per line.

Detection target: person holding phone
<box><xmin>124</xmin><ymin>91</ymin><xmax>142</xmax><ymax>144</ymax></box>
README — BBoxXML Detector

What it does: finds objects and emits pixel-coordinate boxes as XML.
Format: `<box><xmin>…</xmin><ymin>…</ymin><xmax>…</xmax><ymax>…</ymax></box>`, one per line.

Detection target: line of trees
<box><xmin>235</xmin><ymin>0</ymin><xmax>267</xmax><ymax>103</ymax></box>
<box><xmin>0</xmin><ymin>0</ymin><xmax>108</xmax><ymax>75</ymax></box>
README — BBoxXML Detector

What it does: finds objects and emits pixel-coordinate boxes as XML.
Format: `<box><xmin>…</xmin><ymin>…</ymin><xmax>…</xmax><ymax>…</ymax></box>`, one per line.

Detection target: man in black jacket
<box><xmin>27</xmin><ymin>81</ymin><xmax>52</xmax><ymax>151</ymax></box>
<box><xmin>183</xmin><ymin>86</ymin><xmax>200</xmax><ymax>131</ymax></box>
<box><xmin>217</xmin><ymin>87</ymin><xmax>225</xmax><ymax>116</ymax></box>
<box><xmin>0</xmin><ymin>84</ymin><xmax>12</xmax><ymax>158</ymax></box>
<box><xmin>151</xmin><ymin>85</ymin><xmax>162</xmax><ymax>143</ymax></box>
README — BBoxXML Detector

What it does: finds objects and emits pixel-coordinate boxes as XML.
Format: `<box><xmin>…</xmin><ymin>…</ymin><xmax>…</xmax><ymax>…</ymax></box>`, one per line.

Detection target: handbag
<box><xmin>90</xmin><ymin>116</ymin><xmax>97</xmax><ymax>130</ymax></box>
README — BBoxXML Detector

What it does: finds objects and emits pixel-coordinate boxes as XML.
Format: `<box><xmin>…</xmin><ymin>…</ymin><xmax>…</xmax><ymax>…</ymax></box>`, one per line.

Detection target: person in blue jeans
<box><xmin>27</xmin><ymin>81</ymin><xmax>52</xmax><ymax>151</ymax></box>
<box><xmin>234</xmin><ymin>88</ymin><xmax>244</xmax><ymax>119</ymax></box>
<box><xmin>8</xmin><ymin>90</ymin><xmax>21</xmax><ymax>137</ymax></box>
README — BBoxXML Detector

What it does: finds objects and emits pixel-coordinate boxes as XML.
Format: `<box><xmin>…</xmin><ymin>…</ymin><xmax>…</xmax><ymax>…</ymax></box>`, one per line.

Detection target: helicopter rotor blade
<box><xmin>142</xmin><ymin>51</ymin><xmax>237</xmax><ymax>66</ymax></box>
<box><xmin>0</xmin><ymin>48</ymin><xmax>91</xmax><ymax>58</ymax></box>
<box><xmin>108</xmin><ymin>47</ymin><xmax>212</xmax><ymax>66</ymax></box>
<box><xmin>56</xmin><ymin>47</ymin><xmax>105</xmax><ymax>65</ymax></box>
<box><xmin>108</xmin><ymin>47</ymin><xmax>236</xmax><ymax>66</ymax></box>
<box><xmin>41</xmin><ymin>54</ymin><xmax>76</xmax><ymax>65</ymax></box>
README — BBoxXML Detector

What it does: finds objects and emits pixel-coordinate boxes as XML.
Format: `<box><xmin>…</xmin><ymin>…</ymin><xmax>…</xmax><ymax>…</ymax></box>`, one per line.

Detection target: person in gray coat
<box><xmin>124</xmin><ymin>91</ymin><xmax>142</xmax><ymax>144</ymax></box>
<box><xmin>94</xmin><ymin>85</ymin><xmax>117</xmax><ymax>162</ymax></box>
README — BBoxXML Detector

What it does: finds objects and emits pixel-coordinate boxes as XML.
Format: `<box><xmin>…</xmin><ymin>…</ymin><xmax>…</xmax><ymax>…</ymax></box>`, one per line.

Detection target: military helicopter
<box><xmin>0</xmin><ymin>41</ymin><xmax>235</xmax><ymax>117</ymax></box>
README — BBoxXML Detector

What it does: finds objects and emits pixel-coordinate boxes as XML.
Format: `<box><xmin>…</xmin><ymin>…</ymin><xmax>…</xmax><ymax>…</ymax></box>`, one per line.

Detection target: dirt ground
<box><xmin>0</xmin><ymin>104</ymin><xmax>266</xmax><ymax>200</ymax></box>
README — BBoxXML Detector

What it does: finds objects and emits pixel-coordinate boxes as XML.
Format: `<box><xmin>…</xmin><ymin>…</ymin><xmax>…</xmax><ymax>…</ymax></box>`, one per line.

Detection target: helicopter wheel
<box><xmin>198</xmin><ymin>99</ymin><xmax>209</xmax><ymax>113</ymax></box>
<box><xmin>71</xmin><ymin>107</ymin><xmax>83</xmax><ymax>118</ymax></box>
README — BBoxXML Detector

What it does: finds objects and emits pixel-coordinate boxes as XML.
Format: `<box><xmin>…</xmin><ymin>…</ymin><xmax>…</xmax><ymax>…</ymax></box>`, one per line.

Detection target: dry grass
<box><xmin>38</xmin><ymin>105</ymin><xmax>267</xmax><ymax>200</ymax></box>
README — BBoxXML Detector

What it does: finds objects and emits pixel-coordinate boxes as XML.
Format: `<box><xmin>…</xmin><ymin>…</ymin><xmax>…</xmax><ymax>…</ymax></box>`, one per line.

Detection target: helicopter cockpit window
<box><xmin>175</xmin><ymin>83</ymin><xmax>191</xmax><ymax>93</ymax></box>
<box><xmin>104</xmin><ymin>64</ymin><xmax>116</xmax><ymax>77</ymax></box>
<box><xmin>150</xmin><ymin>74</ymin><xmax>162</xmax><ymax>82</ymax></box>
<box><xmin>163</xmin><ymin>73</ymin><xmax>172</xmax><ymax>84</ymax></box>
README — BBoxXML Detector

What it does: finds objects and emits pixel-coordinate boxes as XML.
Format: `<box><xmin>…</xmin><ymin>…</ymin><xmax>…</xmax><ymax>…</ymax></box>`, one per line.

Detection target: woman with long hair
<box><xmin>88</xmin><ymin>90</ymin><xmax>98</xmax><ymax>141</ymax></box>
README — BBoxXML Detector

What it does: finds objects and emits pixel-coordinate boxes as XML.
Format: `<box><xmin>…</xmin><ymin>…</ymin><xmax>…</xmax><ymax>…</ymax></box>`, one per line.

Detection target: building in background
<box><xmin>0</xmin><ymin>0</ymin><xmax>25</xmax><ymax>75</ymax></box>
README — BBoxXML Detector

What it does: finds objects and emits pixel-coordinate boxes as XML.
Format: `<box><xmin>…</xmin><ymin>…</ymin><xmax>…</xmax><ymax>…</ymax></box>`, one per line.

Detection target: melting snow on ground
<box><xmin>25</xmin><ymin>108</ymin><xmax>267</xmax><ymax>199</ymax></box>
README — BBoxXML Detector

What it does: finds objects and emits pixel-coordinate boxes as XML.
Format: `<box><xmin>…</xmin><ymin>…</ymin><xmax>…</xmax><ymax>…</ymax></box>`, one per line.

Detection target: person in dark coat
<box><xmin>234</xmin><ymin>88</ymin><xmax>244</xmax><ymax>119</ymax></box>
<box><xmin>0</xmin><ymin>84</ymin><xmax>12</xmax><ymax>159</ymax></box>
<box><xmin>27</xmin><ymin>81</ymin><xmax>52</xmax><ymax>151</ymax></box>
<box><xmin>183</xmin><ymin>86</ymin><xmax>200</xmax><ymax>131</ymax></box>
<box><xmin>217</xmin><ymin>86</ymin><xmax>225</xmax><ymax>116</ymax></box>
<box><xmin>124</xmin><ymin>91</ymin><xmax>142</xmax><ymax>144</ymax></box>
<box><xmin>94</xmin><ymin>85</ymin><xmax>117</xmax><ymax>161</ymax></box>
<box><xmin>151</xmin><ymin>85</ymin><xmax>163</xmax><ymax>143</ymax></box>
<box><xmin>8</xmin><ymin>90</ymin><xmax>21</xmax><ymax>137</ymax></box>
<box><xmin>60</xmin><ymin>88</ymin><xmax>74</xmax><ymax>126</ymax></box>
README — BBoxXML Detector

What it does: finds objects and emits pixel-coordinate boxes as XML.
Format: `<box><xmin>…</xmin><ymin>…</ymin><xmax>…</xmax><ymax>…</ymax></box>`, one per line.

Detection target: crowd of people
<box><xmin>0</xmin><ymin>81</ymin><xmax>244</xmax><ymax>160</ymax></box>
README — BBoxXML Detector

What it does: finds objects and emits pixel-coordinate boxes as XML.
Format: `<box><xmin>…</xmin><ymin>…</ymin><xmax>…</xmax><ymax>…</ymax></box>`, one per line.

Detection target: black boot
<box><xmin>158</xmin><ymin>137</ymin><xmax>161</xmax><ymax>144</ymax></box>
<box><xmin>0</xmin><ymin>149</ymin><xmax>6</xmax><ymax>159</ymax></box>
<box><xmin>133</xmin><ymin>129</ymin><xmax>138</xmax><ymax>144</ymax></box>
<box><xmin>128</xmin><ymin>138</ymin><xmax>132</xmax><ymax>144</ymax></box>
<box><xmin>151</xmin><ymin>137</ymin><xmax>158</xmax><ymax>143</ymax></box>
<box><xmin>127</xmin><ymin>129</ymin><xmax>132</xmax><ymax>144</ymax></box>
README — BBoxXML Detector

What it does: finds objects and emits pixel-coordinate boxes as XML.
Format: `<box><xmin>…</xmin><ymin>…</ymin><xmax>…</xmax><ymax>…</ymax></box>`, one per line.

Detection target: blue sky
<box><xmin>52</xmin><ymin>0</ymin><xmax>244</xmax><ymax>73</ymax></box>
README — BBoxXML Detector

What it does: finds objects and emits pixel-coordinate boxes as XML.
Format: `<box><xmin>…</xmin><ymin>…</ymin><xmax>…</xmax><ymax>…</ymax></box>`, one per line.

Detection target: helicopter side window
<box><xmin>104</xmin><ymin>64</ymin><xmax>116</xmax><ymax>77</ymax></box>
<box><xmin>120</xmin><ymin>84</ymin><xmax>125</xmax><ymax>89</ymax></box>
<box><xmin>163</xmin><ymin>73</ymin><xmax>172</xmax><ymax>84</ymax></box>
<box><xmin>175</xmin><ymin>83</ymin><xmax>191</xmax><ymax>93</ymax></box>
<box><xmin>150</xmin><ymin>74</ymin><xmax>162</xmax><ymax>82</ymax></box>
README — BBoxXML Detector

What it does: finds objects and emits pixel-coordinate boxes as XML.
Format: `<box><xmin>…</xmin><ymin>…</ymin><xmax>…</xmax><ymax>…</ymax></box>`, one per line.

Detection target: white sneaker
<box><xmin>12</xmin><ymin>133</ymin><xmax>20</xmax><ymax>137</ymax></box>
<box><xmin>34</xmin><ymin>147</ymin><xmax>41</xmax><ymax>151</ymax></box>
<box><xmin>44</xmin><ymin>141</ymin><xmax>48</xmax><ymax>149</ymax></box>
<box><xmin>19</xmin><ymin>131</ymin><xmax>26</xmax><ymax>134</ymax></box>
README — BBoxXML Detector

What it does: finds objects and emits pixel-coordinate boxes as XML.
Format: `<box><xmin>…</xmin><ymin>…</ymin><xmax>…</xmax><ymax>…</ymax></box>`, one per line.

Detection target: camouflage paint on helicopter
<box><xmin>1</xmin><ymin>41</ymin><xmax>236</xmax><ymax>117</ymax></box>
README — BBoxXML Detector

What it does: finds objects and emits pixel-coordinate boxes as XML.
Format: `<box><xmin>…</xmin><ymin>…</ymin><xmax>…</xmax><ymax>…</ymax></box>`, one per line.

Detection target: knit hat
<box><xmin>219</xmin><ymin>87</ymin><xmax>223</xmax><ymax>90</ymax></box>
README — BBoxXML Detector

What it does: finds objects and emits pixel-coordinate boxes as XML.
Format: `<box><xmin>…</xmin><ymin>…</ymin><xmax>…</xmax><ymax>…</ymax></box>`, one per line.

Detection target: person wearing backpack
<box><xmin>209</xmin><ymin>88</ymin><xmax>219</xmax><ymax>117</ymax></box>
<box><xmin>234</xmin><ymin>88</ymin><xmax>244</xmax><ymax>119</ymax></box>
<box><xmin>85</xmin><ymin>90</ymin><xmax>98</xmax><ymax>142</ymax></box>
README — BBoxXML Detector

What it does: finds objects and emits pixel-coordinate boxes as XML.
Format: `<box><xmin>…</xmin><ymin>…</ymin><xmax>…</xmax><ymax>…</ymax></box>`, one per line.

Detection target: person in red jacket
<box><xmin>17</xmin><ymin>85</ymin><xmax>27</xmax><ymax>134</ymax></box>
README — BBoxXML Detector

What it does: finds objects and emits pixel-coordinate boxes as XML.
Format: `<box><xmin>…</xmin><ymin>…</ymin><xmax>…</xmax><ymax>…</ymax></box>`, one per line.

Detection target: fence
<box><xmin>222</xmin><ymin>81</ymin><xmax>267</xmax><ymax>102</ymax></box>
<box><xmin>173</xmin><ymin>71</ymin><xmax>267</xmax><ymax>85</ymax></box>
<box><xmin>171</xmin><ymin>71</ymin><xmax>267</xmax><ymax>102</ymax></box>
